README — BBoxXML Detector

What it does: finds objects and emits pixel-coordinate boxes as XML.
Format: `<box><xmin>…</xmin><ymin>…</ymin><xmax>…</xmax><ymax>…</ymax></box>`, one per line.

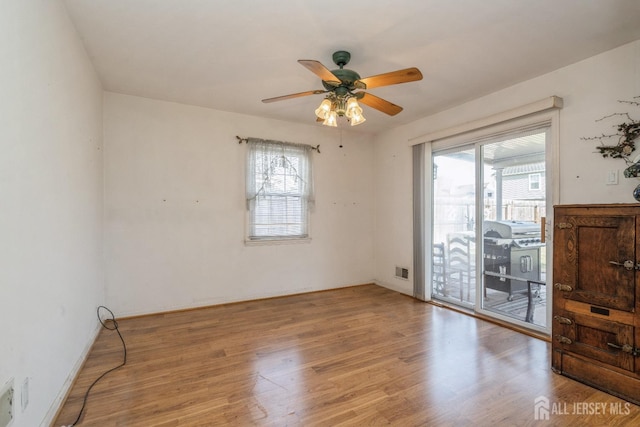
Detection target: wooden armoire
<box><xmin>553</xmin><ymin>204</ymin><xmax>640</xmax><ymax>405</ymax></box>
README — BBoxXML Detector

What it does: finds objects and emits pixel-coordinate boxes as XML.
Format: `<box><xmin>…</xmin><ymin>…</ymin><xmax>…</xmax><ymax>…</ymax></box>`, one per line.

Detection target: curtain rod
<box><xmin>236</xmin><ymin>136</ymin><xmax>320</xmax><ymax>154</ymax></box>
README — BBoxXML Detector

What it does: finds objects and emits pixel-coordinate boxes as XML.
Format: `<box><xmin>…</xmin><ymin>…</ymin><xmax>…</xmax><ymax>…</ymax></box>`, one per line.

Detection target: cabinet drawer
<box><xmin>560</xmin><ymin>353</ymin><xmax>640</xmax><ymax>406</ymax></box>
<box><xmin>553</xmin><ymin>310</ymin><xmax>636</xmax><ymax>373</ymax></box>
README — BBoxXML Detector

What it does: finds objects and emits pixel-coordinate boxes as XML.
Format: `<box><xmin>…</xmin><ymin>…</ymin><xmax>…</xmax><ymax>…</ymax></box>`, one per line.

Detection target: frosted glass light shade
<box><xmin>350</xmin><ymin>111</ymin><xmax>366</xmax><ymax>126</ymax></box>
<box><xmin>314</xmin><ymin>98</ymin><xmax>332</xmax><ymax>119</ymax></box>
<box><xmin>345</xmin><ymin>97</ymin><xmax>361</xmax><ymax>118</ymax></box>
<box><xmin>322</xmin><ymin>111</ymin><xmax>338</xmax><ymax>127</ymax></box>
<box><xmin>323</xmin><ymin>110</ymin><xmax>338</xmax><ymax>127</ymax></box>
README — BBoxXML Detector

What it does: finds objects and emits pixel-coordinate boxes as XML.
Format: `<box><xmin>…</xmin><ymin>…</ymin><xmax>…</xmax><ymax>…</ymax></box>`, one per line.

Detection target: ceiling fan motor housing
<box><xmin>321</xmin><ymin>51</ymin><xmax>362</xmax><ymax>91</ymax></box>
<box><xmin>322</xmin><ymin>68</ymin><xmax>361</xmax><ymax>91</ymax></box>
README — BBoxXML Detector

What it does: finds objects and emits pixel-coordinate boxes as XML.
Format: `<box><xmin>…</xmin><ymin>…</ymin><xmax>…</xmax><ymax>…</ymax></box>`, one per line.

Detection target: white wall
<box><xmin>0</xmin><ymin>1</ymin><xmax>104</xmax><ymax>426</ymax></box>
<box><xmin>104</xmin><ymin>93</ymin><xmax>375</xmax><ymax>316</ymax></box>
<box><xmin>3</xmin><ymin>2</ymin><xmax>637</xmax><ymax>422</ymax></box>
<box><xmin>373</xmin><ymin>40</ymin><xmax>640</xmax><ymax>295</ymax></box>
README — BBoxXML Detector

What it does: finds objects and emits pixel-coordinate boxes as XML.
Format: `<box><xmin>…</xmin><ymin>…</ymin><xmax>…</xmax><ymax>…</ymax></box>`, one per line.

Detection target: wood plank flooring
<box><xmin>54</xmin><ymin>285</ymin><xmax>640</xmax><ymax>426</ymax></box>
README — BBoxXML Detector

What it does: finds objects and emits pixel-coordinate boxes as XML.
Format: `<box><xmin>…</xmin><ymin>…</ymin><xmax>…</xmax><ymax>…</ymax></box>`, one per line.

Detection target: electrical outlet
<box><xmin>606</xmin><ymin>169</ymin><xmax>618</xmax><ymax>185</ymax></box>
<box><xmin>0</xmin><ymin>379</ymin><xmax>14</xmax><ymax>427</ymax></box>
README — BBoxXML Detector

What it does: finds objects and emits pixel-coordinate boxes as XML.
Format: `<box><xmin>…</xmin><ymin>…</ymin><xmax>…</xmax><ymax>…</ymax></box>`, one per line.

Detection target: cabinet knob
<box><xmin>555</xmin><ymin>335</ymin><xmax>572</xmax><ymax>345</ymax></box>
<box><xmin>554</xmin><ymin>283</ymin><xmax>573</xmax><ymax>292</ymax></box>
<box><xmin>553</xmin><ymin>315</ymin><xmax>573</xmax><ymax>325</ymax></box>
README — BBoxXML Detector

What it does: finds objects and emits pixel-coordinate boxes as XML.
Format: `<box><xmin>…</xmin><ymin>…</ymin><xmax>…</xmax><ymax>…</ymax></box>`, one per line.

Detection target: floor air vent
<box><xmin>395</xmin><ymin>266</ymin><xmax>409</xmax><ymax>280</ymax></box>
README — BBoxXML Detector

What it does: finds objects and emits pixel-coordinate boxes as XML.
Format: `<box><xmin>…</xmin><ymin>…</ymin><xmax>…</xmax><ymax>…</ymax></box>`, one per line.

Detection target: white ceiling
<box><xmin>63</xmin><ymin>0</ymin><xmax>640</xmax><ymax>134</ymax></box>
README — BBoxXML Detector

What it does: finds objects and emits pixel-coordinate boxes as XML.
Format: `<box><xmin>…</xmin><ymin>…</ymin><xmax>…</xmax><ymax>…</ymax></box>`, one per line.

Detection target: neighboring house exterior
<box><xmin>502</xmin><ymin>162</ymin><xmax>546</xmax><ymax>201</ymax></box>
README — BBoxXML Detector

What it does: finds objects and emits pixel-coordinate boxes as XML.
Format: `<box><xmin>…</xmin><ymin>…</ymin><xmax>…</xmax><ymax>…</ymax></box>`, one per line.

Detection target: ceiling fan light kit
<box><xmin>314</xmin><ymin>93</ymin><xmax>366</xmax><ymax>127</ymax></box>
<box><xmin>262</xmin><ymin>50</ymin><xmax>422</xmax><ymax>128</ymax></box>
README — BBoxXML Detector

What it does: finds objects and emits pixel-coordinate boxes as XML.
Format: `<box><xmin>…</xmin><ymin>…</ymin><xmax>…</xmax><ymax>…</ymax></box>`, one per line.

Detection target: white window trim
<box><xmin>409</xmin><ymin>96</ymin><xmax>563</xmax><ymax>147</ymax></box>
<box><xmin>244</xmin><ymin>138</ymin><xmax>314</xmax><ymax>245</ymax></box>
<box><xmin>244</xmin><ymin>235</ymin><xmax>312</xmax><ymax>246</ymax></box>
<box><xmin>529</xmin><ymin>173</ymin><xmax>542</xmax><ymax>191</ymax></box>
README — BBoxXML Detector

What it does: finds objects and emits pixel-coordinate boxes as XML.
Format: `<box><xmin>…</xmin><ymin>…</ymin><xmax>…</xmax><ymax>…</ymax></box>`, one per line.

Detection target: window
<box><xmin>245</xmin><ymin>138</ymin><xmax>314</xmax><ymax>241</ymax></box>
<box><xmin>529</xmin><ymin>173</ymin><xmax>541</xmax><ymax>191</ymax></box>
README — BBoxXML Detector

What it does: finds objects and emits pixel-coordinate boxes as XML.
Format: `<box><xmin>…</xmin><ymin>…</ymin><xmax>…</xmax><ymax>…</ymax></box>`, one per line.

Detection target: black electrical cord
<box><xmin>67</xmin><ymin>306</ymin><xmax>127</xmax><ymax>427</ymax></box>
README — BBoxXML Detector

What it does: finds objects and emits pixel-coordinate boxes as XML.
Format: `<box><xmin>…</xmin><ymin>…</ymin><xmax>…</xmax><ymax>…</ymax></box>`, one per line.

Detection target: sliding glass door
<box><xmin>430</xmin><ymin>124</ymin><xmax>551</xmax><ymax>331</ymax></box>
<box><xmin>479</xmin><ymin>128</ymin><xmax>548</xmax><ymax>328</ymax></box>
<box><xmin>432</xmin><ymin>147</ymin><xmax>476</xmax><ymax>308</ymax></box>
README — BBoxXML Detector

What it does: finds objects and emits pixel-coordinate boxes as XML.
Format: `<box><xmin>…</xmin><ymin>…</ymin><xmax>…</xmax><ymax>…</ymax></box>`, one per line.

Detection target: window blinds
<box><xmin>246</xmin><ymin>138</ymin><xmax>314</xmax><ymax>240</ymax></box>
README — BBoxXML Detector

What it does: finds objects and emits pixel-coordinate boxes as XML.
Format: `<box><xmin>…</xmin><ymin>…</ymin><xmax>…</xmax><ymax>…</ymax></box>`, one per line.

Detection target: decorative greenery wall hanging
<box><xmin>582</xmin><ymin>97</ymin><xmax>640</xmax><ymax>164</ymax></box>
<box><xmin>582</xmin><ymin>97</ymin><xmax>640</xmax><ymax>201</ymax></box>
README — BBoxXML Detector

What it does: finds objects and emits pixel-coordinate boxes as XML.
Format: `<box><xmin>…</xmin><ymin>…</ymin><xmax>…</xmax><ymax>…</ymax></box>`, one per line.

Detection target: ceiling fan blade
<box><xmin>357</xmin><ymin>67</ymin><xmax>423</xmax><ymax>89</ymax></box>
<box><xmin>358</xmin><ymin>92</ymin><xmax>403</xmax><ymax>116</ymax></box>
<box><xmin>262</xmin><ymin>90</ymin><xmax>326</xmax><ymax>103</ymax></box>
<box><xmin>298</xmin><ymin>60</ymin><xmax>341</xmax><ymax>86</ymax></box>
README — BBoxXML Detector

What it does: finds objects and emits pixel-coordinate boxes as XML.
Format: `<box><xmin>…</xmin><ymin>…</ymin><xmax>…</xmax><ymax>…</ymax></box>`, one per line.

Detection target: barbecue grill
<box><xmin>483</xmin><ymin>220</ymin><xmax>544</xmax><ymax>300</ymax></box>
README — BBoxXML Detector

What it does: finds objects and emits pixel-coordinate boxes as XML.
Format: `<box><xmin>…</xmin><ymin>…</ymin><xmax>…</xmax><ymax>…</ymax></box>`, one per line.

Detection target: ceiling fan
<box><xmin>261</xmin><ymin>51</ymin><xmax>423</xmax><ymax>126</ymax></box>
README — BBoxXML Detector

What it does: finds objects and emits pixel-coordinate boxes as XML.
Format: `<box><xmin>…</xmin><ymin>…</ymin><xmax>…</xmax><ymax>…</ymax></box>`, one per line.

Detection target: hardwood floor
<box><xmin>54</xmin><ymin>285</ymin><xmax>640</xmax><ymax>426</ymax></box>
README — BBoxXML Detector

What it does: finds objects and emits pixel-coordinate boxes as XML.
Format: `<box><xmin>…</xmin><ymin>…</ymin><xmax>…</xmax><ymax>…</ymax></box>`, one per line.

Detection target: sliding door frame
<box><xmin>471</xmin><ymin>119</ymin><xmax>556</xmax><ymax>334</ymax></box>
<box><xmin>412</xmin><ymin>98</ymin><xmax>561</xmax><ymax>334</ymax></box>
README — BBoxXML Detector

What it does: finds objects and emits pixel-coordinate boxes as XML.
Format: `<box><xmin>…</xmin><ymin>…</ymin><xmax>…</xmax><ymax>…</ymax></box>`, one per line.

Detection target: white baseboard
<box><xmin>373</xmin><ymin>279</ymin><xmax>413</xmax><ymax>296</ymax></box>
<box><xmin>41</xmin><ymin>322</ymin><xmax>101</xmax><ymax>427</ymax></box>
<box><xmin>115</xmin><ymin>283</ymin><xmax>368</xmax><ymax>318</ymax></box>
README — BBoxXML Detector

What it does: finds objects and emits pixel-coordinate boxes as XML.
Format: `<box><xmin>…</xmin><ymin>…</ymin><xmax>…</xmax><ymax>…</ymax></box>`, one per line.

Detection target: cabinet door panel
<box><xmin>554</xmin><ymin>310</ymin><xmax>636</xmax><ymax>372</ymax></box>
<box><xmin>554</xmin><ymin>215</ymin><xmax>635</xmax><ymax>312</ymax></box>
